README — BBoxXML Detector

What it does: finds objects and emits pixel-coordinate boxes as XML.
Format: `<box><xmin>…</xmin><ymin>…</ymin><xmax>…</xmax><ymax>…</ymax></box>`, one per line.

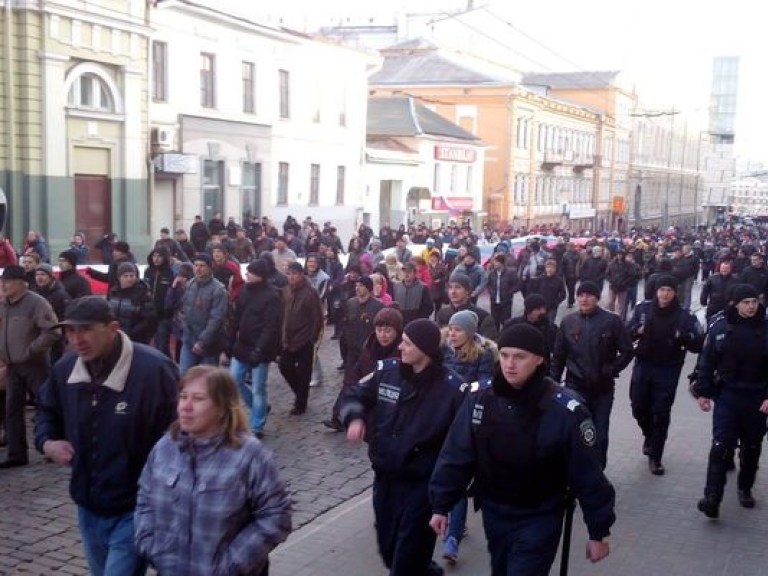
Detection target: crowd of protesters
<box><xmin>2</xmin><ymin>211</ymin><xmax>768</xmax><ymax>575</ymax></box>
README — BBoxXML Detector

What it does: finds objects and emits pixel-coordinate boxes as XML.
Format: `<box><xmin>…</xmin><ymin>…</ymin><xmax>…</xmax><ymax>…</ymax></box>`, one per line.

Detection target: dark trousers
<box><xmin>372</xmin><ymin>475</ymin><xmax>436</xmax><ymax>576</ymax></box>
<box><xmin>704</xmin><ymin>387</ymin><xmax>767</xmax><ymax>501</ymax></box>
<box><xmin>481</xmin><ymin>499</ymin><xmax>563</xmax><ymax>576</ymax></box>
<box><xmin>278</xmin><ymin>342</ymin><xmax>315</xmax><ymax>410</ymax></box>
<box><xmin>490</xmin><ymin>301</ymin><xmax>512</xmax><ymax>332</ymax></box>
<box><xmin>565</xmin><ymin>277</ymin><xmax>578</xmax><ymax>307</ymax></box>
<box><xmin>629</xmin><ymin>361</ymin><xmax>683</xmax><ymax>462</ymax></box>
<box><xmin>6</xmin><ymin>363</ymin><xmax>49</xmax><ymax>462</ymax></box>
<box><xmin>568</xmin><ymin>384</ymin><xmax>614</xmax><ymax>469</ymax></box>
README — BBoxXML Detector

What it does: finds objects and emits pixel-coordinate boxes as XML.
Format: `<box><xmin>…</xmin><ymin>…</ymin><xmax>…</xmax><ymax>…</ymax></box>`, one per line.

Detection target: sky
<box><xmin>225</xmin><ymin>0</ymin><xmax>767</xmax><ymax>163</ymax></box>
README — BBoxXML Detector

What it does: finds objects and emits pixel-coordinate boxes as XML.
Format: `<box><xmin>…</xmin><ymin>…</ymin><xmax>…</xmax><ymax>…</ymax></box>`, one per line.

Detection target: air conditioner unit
<box><xmin>151</xmin><ymin>127</ymin><xmax>176</xmax><ymax>151</ymax></box>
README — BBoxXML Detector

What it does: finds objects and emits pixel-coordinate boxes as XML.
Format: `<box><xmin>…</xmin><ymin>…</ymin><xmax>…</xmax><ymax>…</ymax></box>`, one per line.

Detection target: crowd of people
<box><xmin>1</xmin><ymin>211</ymin><xmax>768</xmax><ymax>575</ymax></box>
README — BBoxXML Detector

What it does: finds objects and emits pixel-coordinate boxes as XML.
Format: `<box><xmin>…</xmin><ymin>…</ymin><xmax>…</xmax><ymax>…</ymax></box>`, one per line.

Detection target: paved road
<box><xmin>2</xmin><ymin>283</ymin><xmax>768</xmax><ymax>575</ymax></box>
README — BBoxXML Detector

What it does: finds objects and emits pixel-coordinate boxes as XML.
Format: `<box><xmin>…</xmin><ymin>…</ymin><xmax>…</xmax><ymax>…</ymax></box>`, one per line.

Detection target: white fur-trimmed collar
<box><xmin>66</xmin><ymin>331</ymin><xmax>134</xmax><ymax>392</ymax></box>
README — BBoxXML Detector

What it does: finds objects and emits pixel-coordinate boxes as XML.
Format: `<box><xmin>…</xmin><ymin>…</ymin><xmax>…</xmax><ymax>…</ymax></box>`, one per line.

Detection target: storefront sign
<box><xmin>432</xmin><ymin>196</ymin><xmax>474</xmax><ymax>211</ymax></box>
<box><xmin>434</xmin><ymin>146</ymin><xmax>476</xmax><ymax>163</ymax></box>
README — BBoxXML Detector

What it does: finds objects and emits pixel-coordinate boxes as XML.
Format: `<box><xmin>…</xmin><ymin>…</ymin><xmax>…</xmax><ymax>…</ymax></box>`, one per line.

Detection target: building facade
<box><xmin>149</xmin><ymin>1</ymin><xmax>376</xmax><ymax>243</ymax></box>
<box><xmin>0</xmin><ymin>0</ymin><xmax>150</xmax><ymax>257</ymax></box>
<box><xmin>365</xmin><ymin>97</ymin><xmax>485</xmax><ymax>232</ymax></box>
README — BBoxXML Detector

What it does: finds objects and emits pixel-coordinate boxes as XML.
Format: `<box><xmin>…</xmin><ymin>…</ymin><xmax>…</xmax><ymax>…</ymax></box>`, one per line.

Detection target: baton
<box><xmin>560</xmin><ymin>492</ymin><xmax>576</xmax><ymax>576</ymax></box>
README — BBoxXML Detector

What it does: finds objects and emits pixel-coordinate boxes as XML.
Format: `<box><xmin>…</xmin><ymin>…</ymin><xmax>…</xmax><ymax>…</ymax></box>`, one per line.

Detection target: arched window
<box><xmin>68</xmin><ymin>73</ymin><xmax>114</xmax><ymax>112</ymax></box>
<box><xmin>64</xmin><ymin>62</ymin><xmax>123</xmax><ymax>115</ymax></box>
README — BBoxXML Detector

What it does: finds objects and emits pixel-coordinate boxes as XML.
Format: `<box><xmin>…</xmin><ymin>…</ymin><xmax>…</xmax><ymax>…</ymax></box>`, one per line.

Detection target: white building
<box><xmin>365</xmin><ymin>97</ymin><xmax>485</xmax><ymax>232</ymax></box>
<box><xmin>730</xmin><ymin>177</ymin><xmax>768</xmax><ymax>217</ymax></box>
<box><xmin>148</xmin><ymin>1</ymin><xmax>377</xmax><ymax>241</ymax></box>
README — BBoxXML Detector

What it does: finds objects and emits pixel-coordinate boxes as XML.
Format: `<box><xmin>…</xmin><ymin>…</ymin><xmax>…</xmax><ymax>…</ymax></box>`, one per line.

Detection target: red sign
<box><xmin>434</xmin><ymin>145</ymin><xmax>476</xmax><ymax>163</ymax></box>
<box><xmin>432</xmin><ymin>196</ymin><xmax>474</xmax><ymax>212</ymax></box>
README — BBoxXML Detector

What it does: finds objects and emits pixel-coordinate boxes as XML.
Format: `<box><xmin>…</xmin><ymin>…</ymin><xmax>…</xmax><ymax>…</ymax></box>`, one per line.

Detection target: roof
<box><xmin>367</xmin><ymin>137</ymin><xmax>419</xmax><ymax>154</ymax></box>
<box><xmin>521</xmin><ymin>71</ymin><xmax>622</xmax><ymax>90</ymax></box>
<box><xmin>367</xmin><ymin>97</ymin><xmax>479</xmax><ymax>141</ymax></box>
<box><xmin>371</xmin><ymin>38</ymin><xmax>515</xmax><ymax>86</ymax></box>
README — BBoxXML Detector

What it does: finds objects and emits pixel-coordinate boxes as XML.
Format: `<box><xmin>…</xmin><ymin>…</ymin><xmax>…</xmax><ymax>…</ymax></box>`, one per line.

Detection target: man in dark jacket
<box><xmin>692</xmin><ymin>284</ymin><xmax>768</xmax><ymax>518</ymax></box>
<box><xmin>342</xmin><ymin>276</ymin><xmax>384</xmax><ymax>383</ymax></box>
<box><xmin>34</xmin><ymin>264</ymin><xmax>71</xmax><ymax>364</ymax></box>
<box><xmin>107</xmin><ymin>263</ymin><xmax>157</xmax><ymax>345</ymax></box>
<box><xmin>342</xmin><ymin>319</ymin><xmax>465</xmax><ymax>576</ymax></box>
<box><xmin>280</xmin><ymin>262</ymin><xmax>324</xmax><ymax>415</ymax></box>
<box><xmin>579</xmin><ymin>246</ymin><xmax>608</xmax><ymax>297</ymax></box>
<box><xmin>392</xmin><ymin>262</ymin><xmax>432</xmax><ymax>325</ymax></box>
<box><xmin>189</xmin><ymin>215</ymin><xmax>210</xmax><ymax>252</ymax></box>
<box><xmin>551</xmin><ymin>280</ymin><xmax>634</xmax><ymax>468</ymax></box>
<box><xmin>227</xmin><ymin>259</ymin><xmax>282</xmax><ymax>437</ymax></box>
<box><xmin>437</xmin><ymin>273</ymin><xmax>498</xmax><ymax>341</ymax></box>
<box><xmin>429</xmin><ymin>325</ymin><xmax>615</xmax><ymax>576</ymax></box>
<box><xmin>700</xmin><ymin>256</ymin><xmax>739</xmax><ymax>321</ymax></box>
<box><xmin>671</xmin><ymin>244</ymin><xmax>699</xmax><ymax>309</ymax></box>
<box><xmin>86</xmin><ymin>241</ymin><xmax>134</xmax><ymax>290</ymax></box>
<box><xmin>504</xmin><ymin>293</ymin><xmax>557</xmax><ymax>364</ymax></box>
<box><xmin>536</xmin><ymin>258</ymin><xmax>566</xmax><ymax>323</ymax></box>
<box><xmin>738</xmin><ymin>251</ymin><xmax>768</xmax><ymax>304</ymax></box>
<box><xmin>627</xmin><ymin>274</ymin><xmax>704</xmax><ymax>475</ymax></box>
<box><xmin>561</xmin><ymin>242</ymin><xmax>582</xmax><ymax>307</ymax></box>
<box><xmin>144</xmin><ymin>248</ymin><xmax>175</xmax><ymax>356</ymax></box>
<box><xmin>35</xmin><ymin>296</ymin><xmax>177</xmax><ymax>575</ymax></box>
<box><xmin>486</xmin><ymin>254</ymin><xmax>520</xmax><ymax>330</ymax></box>
<box><xmin>57</xmin><ymin>251</ymin><xmax>92</xmax><ymax>300</ymax></box>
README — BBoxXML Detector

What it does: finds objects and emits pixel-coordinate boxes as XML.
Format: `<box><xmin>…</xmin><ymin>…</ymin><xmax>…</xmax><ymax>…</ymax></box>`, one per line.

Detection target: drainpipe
<box><xmin>4</xmin><ymin>0</ymin><xmax>18</xmax><ymax>239</ymax></box>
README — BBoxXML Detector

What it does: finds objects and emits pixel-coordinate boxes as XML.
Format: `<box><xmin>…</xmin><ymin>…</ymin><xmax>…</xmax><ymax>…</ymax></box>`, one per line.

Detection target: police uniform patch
<box><xmin>579</xmin><ymin>419</ymin><xmax>597</xmax><ymax>447</ymax></box>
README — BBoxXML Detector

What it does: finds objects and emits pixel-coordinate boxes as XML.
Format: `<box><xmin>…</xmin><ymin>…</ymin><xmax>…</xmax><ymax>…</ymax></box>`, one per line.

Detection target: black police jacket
<box><xmin>429</xmin><ymin>370</ymin><xmax>615</xmax><ymax>541</ymax></box>
<box><xmin>627</xmin><ymin>299</ymin><xmax>703</xmax><ymax>366</ymax></box>
<box><xmin>340</xmin><ymin>358</ymin><xmax>466</xmax><ymax>481</ymax></box>
<box><xmin>694</xmin><ymin>304</ymin><xmax>768</xmax><ymax>399</ymax></box>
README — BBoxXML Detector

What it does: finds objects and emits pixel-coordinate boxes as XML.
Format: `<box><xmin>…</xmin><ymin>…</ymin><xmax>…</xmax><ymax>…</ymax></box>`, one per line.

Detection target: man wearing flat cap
<box><xmin>35</xmin><ymin>296</ymin><xmax>178</xmax><ymax>576</ymax></box>
<box><xmin>430</xmin><ymin>324</ymin><xmax>616</xmax><ymax>575</ymax></box>
<box><xmin>341</xmin><ymin>318</ymin><xmax>466</xmax><ymax>576</ymax></box>
<box><xmin>627</xmin><ymin>274</ymin><xmax>703</xmax><ymax>475</ymax></box>
<box><xmin>551</xmin><ymin>280</ymin><xmax>633</xmax><ymax>468</ymax></box>
<box><xmin>0</xmin><ymin>265</ymin><xmax>60</xmax><ymax>468</ymax></box>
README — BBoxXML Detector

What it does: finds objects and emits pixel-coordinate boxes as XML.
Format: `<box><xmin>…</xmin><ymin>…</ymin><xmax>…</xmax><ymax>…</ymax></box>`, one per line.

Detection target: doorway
<box><xmin>75</xmin><ymin>174</ymin><xmax>111</xmax><ymax>262</ymax></box>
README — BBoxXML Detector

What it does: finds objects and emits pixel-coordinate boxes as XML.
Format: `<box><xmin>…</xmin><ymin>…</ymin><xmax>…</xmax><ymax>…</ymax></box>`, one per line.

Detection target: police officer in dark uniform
<box><xmin>341</xmin><ymin>318</ymin><xmax>465</xmax><ymax>576</ymax></box>
<box><xmin>627</xmin><ymin>274</ymin><xmax>704</xmax><ymax>475</ymax></box>
<box><xmin>551</xmin><ymin>280</ymin><xmax>634</xmax><ymax>468</ymax></box>
<box><xmin>429</xmin><ymin>324</ymin><xmax>616</xmax><ymax>576</ymax></box>
<box><xmin>692</xmin><ymin>284</ymin><xmax>768</xmax><ymax>518</ymax></box>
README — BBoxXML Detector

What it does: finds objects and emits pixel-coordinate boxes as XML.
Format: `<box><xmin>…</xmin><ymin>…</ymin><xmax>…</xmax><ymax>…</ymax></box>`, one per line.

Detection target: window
<box><xmin>450</xmin><ymin>165</ymin><xmax>458</xmax><ymax>194</ymax></box>
<box><xmin>68</xmin><ymin>73</ymin><xmax>114</xmax><ymax>112</ymax></box>
<box><xmin>433</xmin><ymin>164</ymin><xmax>441</xmax><ymax>192</ymax></box>
<box><xmin>152</xmin><ymin>41</ymin><xmax>168</xmax><ymax>102</ymax></box>
<box><xmin>241</xmin><ymin>162</ymin><xmax>261</xmax><ymax>222</ymax></box>
<box><xmin>278</xmin><ymin>162</ymin><xmax>289</xmax><ymax>205</ymax></box>
<box><xmin>202</xmin><ymin>160</ymin><xmax>223</xmax><ymax>223</ymax></box>
<box><xmin>279</xmin><ymin>69</ymin><xmax>290</xmax><ymax>119</ymax></box>
<box><xmin>336</xmin><ymin>166</ymin><xmax>346</xmax><ymax>205</ymax></box>
<box><xmin>242</xmin><ymin>61</ymin><xmax>255</xmax><ymax>113</ymax></box>
<box><xmin>200</xmin><ymin>52</ymin><xmax>216</xmax><ymax>108</ymax></box>
<box><xmin>310</xmin><ymin>164</ymin><xmax>320</xmax><ymax>205</ymax></box>
<box><xmin>466</xmin><ymin>165</ymin><xmax>473</xmax><ymax>194</ymax></box>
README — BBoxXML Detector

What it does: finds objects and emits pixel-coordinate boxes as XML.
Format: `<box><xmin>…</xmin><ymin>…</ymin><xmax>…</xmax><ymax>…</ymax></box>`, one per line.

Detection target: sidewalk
<box><xmin>272</xmin><ymin>352</ymin><xmax>768</xmax><ymax>576</ymax></box>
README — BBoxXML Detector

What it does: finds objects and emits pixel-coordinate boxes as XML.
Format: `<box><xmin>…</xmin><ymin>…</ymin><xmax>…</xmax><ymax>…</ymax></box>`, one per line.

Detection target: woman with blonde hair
<box><xmin>439</xmin><ymin>309</ymin><xmax>497</xmax><ymax>566</ymax></box>
<box><xmin>135</xmin><ymin>366</ymin><xmax>292</xmax><ymax>576</ymax></box>
<box><xmin>370</xmin><ymin>272</ymin><xmax>392</xmax><ymax>306</ymax></box>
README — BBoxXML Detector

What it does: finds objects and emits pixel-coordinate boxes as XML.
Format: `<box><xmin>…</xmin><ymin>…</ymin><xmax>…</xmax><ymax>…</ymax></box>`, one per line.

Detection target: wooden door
<box><xmin>75</xmin><ymin>175</ymin><xmax>111</xmax><ymax>263</ymax></box>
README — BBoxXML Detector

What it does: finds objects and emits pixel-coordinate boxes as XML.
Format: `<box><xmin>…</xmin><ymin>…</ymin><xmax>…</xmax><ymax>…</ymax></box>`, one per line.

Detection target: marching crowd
<box><xmin>1</xmin><ymin>212</ymin><xmax>768</xmax><ymax>576</ymax></box>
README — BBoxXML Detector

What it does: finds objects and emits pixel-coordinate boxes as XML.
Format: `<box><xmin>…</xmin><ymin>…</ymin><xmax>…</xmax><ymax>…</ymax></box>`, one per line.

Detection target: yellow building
<box><xmin>369</xmin><ymin>40</ymin><xmax>623</xmax><ymax>233</ymax></box>
<box><xmin>0</xmin><ymin>0</ymin><xmax>150</xmax><ymax>256</ymax></box>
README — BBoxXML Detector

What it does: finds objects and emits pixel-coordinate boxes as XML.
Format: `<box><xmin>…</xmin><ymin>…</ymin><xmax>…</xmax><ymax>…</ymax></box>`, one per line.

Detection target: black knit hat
<box><xmin>497</xmin><ymin>324</ymin><xmax>546</xmax><ymax>358</ymax></box>
<box><xmin>58</xmin><ymin>251</ymin><xmax>78</xmax><ymax>268</ymax></box>
<box><xmin>246</xmin><ymin>259</ymin><xmax>269</xmax><ymax>279</ymax></box>
<box><xmin>655</xmin><ymin>274</ymin><xmax>678</xmax><ymax>292</ymax></box>
<box><xmin>403</xmin><ymin>318</ymin><xmax>442</xmax><ymax>360</ymax></box>
<box><xmin>730</xmin><ymin>283</ymin><xmax>760</xmax><ymax>304</ymax></box>
<box><xmin>524</xmin><ymin>293</ymin><xmax>548</xmax><ymax>314</ymax></box>
<box><xmin>577</xmin><ymin>280</ymin><xmax>601</xmax><ymax>299</ymax></box>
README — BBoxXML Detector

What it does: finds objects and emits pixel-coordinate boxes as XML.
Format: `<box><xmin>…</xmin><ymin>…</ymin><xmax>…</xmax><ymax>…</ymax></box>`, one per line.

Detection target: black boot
<box><xmin>738</xmin><ymin>489</ymin><xmax>756</xmax><ymax>508</ymax></box>
<box><xmin>697</xmin><ymin>496</ymin><xmax>720</xmax><ymax>518</ymax></box>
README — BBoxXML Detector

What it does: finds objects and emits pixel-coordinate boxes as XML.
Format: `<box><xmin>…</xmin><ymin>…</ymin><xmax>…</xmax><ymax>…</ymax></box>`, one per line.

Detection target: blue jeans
<box><xmin>179</xmin><ymin>340</ymin><xmax>219</xmax><ymax>375</ymax></box>
<box><xmin>77</xmin><ymin>507</ymin><xmax>146</xmax><ymax>576</ymax></box>
<box><xmin>447</xmin><ymin>497</ymin><xmax>468</xmax><ymax>542</ymax></box>
<box><xmin>230</xmin><ymin>358</ymin><xmax>270</xmax><ymax>433</ymax></box>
